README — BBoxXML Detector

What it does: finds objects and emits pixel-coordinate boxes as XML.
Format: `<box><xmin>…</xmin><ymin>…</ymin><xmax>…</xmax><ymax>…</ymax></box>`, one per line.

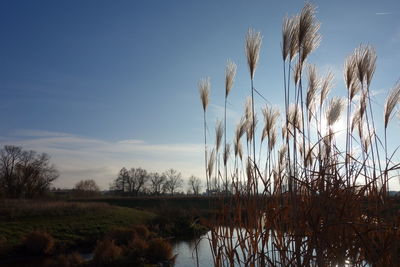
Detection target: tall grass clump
<box><xmin>197</xmin><ymin>3</ymin><xmax>400</xmax><ymax>266</ymax></box>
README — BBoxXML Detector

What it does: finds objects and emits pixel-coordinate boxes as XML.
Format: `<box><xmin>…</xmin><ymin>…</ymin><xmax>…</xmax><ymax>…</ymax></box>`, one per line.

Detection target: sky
<box><xmin>1</xmin><ymin>0</ymin><xmax>400</xmax><ymax>190</ymax></box>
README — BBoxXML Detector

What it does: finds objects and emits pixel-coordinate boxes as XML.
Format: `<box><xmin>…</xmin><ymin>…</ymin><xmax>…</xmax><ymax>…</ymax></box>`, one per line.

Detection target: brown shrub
<box><xmin>133</xmin><ymin>225</ymin><xmax>150</xmax><ymax>240</ymax></box>
<box><xmin>93</xmin><ymin>239</ymin><xmax>122</xmax><ymax>266</ymax></box>
<box><xmin>107</xmin><ymin>227</ymin><xmax>137</xmax><ymax>246</ymax></box>
<box><xmin>146</xmin><ymin>238</ymin><xmax>173</xmax><ymax>262</ymax></box>
<box><xmin>128</xmin><ymin>237</ymin><xmax>148</xmax><ymax>258</ymax></box>
<box><xmin>23</xmin><ymin>231</ymin><xmax>55</xmax><ymax>255</ymax></box>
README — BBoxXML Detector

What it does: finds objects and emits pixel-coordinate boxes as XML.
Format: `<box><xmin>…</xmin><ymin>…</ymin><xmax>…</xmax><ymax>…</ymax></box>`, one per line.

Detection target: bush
<box><xmin>128</xmin><ymin>237</ymin><xmax>148</xmax><ymax>258</ymax></box>
<box><xmin>133</xmin><ymin>225</ymin><xmax>150</xmax><ymax>240</ymax></box>
<box><xmin>93</xmin><ymin>239</ymin><xmax>122</xmax><ymax>266</ymax></box>
<box><xmin>146</xmin><ymin>238</ymin><xmax>173</xmax><ymax>262</ymax></box>
<box><xmin>107</xmin><ymin>227</ymin><xmax>137</xmax><ymax>246</ymax></box>
<box><xmin>23</xmin><ymin>231</ymin><xmax>55</xmax><ymax>255</ymax></box>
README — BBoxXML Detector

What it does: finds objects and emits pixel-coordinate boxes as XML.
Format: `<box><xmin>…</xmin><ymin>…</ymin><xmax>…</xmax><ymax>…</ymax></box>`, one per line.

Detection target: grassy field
<box><xmin>0</xmin><ymin>199</ymin><xmax>155</xmax><ymax>250</ymax></box>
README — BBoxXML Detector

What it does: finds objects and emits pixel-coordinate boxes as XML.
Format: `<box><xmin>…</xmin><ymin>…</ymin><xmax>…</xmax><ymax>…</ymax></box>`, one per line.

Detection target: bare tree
<box><xmin>149</xmin><ymin>172</ymin><xmax>166</xmax><ymax>195</ymax></box>
<box><xmin>188</xmin><ymin>175</ymin><xmax>202</xmax><ymax>195</ymax></box>
<box><xmin>162</xmin><ymin>169</ymin><xmax>183</xmax><ymax>195</ymax></box>
<box><xmin>74</xmin><ymin>179</ymin><xmax>100</xmax><ymax>197</ymax></box>
<box><xmin>127</xmin><ymin>167</ymin><xmax>148</xmax><ymax>196</ymax></box>
<box><xmin>0</xmin><ymin>145</ymin><xmax>58</xmax><ymax>198</ymax></box>
<box><xmin>112</xmin><ymin>167</ymin><xmax>129</xmax><ymax>192</ymax></box>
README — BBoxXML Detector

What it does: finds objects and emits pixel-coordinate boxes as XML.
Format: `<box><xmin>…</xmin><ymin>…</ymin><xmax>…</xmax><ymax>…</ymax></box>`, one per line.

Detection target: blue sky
<box><xmin>1</xmin><ymin>0</ymin><xmax>400</xmax><ymax>189</ymax></box>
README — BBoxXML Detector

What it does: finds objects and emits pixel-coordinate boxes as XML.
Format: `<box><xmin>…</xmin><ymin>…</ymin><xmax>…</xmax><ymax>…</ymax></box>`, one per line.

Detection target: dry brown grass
<box><xmin>23</xmin><ymin>231</ymin><xmax>55</xmax><ymax>255</ymax></box>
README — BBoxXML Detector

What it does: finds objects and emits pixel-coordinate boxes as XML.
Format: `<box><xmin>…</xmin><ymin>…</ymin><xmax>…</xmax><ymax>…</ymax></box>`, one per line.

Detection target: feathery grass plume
<box><xmin>294</xmin><ymin>61</ymin><xmax>303</xmax><ymax>86</ymax></box>
<box><xmin>320</xmin><ymin>70</ymin><xmax>334</xmax><ymax>107</ymax></box>
<box><xmin>246</xmin><ymin>113</ymin><xmax>258</xmax><ymax>143</ymax></box>
<box><xmin>355</xmin><ymin>45</ymin><xmax>376</xmax><ymax>86</ymax></box>
<box><xmin>268</xmin><ymin>126</ymin><xmax>277</xmax><ymax>151</ymax></box>
<box><xmin>351</xmin><ymin>108</ymin><xmax>361</xmax><ymax>133</ymax></box>
<box><xmin>289</xmin><ymin>15</ymin><xmax>300</xmax><ymax>61</ymax></box>
<box><xmin>223</xmin><ymin>143</ymin><xmax>231</xmax><ymax>166</ymax></box>
<box><xmin>282</xmin><ymin>15</ymin><xmax>291</xmax><ymax>61</ymax></box>
<box><xmin>245</xmin><ymin>28</ymin><xmax>262</xmax><ymax>79</ymax></box>
<box><xmin>288</xmin><ymin>103</ymin><xmax>303</xmax><ymax>130</ymax></box>
<box><xmin>225</xmin><ymin>59</ymin><xmax>237</xmax><ymax>97</ymax></box>
<box><xmin>208</xmin><ymin>148</ymin><xmax>216</xmax><ymax>179</ymax></box>
<box><xmin>234</xmin><ymin>117</ymin><xmax>247</xmax><ymax>158</ymax></box>
<box><xmin>359</xmin><ymin>89</ymin><xmax>367</xmax><ymax>118</ymax></box>
<box><xmin>298</xmin><ymin>3</ymin><xmax>317</xmax><ymax>48</ymax></box>
<box><xmin>278</xmin><ymin>144</ymin><xmax>288</xmax><ymax>165</ymax></box>
<box><xmin>198</xmin><ymin>78</ymin><xmax>210</xmax><ymax>111</ymax></box>
<box><xmin>344</xmin><ymin>53</ymin><xmax>357</xmax><ymax>90</ymax></box>
<box><xmin>244</xmin><ymin>96</ymin><xmax>252</xmax><ymax>121</ymax></box>
<box><xmin>300</xmin><ymin>23</ymin><xmax>321</xmax><ymax>63</ymax></box>
<box><xmin>349</xmin><ymin>80</ymin><xmax>361</xmax><ymax>101</ymax></box>
<box><xmin>326</xmin><ymin>97</ymin><xmax>345</xmax><ymax>126</ymax></box>
<box><xmin>304</xmin><ymin>145</ymin><xmax>314</xmax><ymax>167</ymax></box>
<box><xmin>384</xmin><ymin>81</ymin><xmax>400</xmax><ymax>129</ymax></box>
<box><xmin>215</xmin><ymin>119</ymin><xmax>223</xmax><ymax>152</ymax></box>
<box><xmin>362</xmin><ymin>132</ymin><xmax>371</xmax><ymax>153</ymax></box>
<box><xmin>306</xmin><ymin>64</ymin><xmax>320</xmax><ymax>121</ymax></box>
<box><xmin>261</xmin><ymin>105</ymin><xmax>280</xmax><ymax>142</ymax></box>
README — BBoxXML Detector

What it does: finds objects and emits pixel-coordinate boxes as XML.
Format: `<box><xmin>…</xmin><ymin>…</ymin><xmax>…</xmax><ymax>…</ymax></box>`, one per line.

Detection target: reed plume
<box><xmin>320</xmin><ymin>70</ymin><xmax>334</xmax><ymax>108</ymax></box>
<box><xmin>306</xmin><ymin>64</ymin><xmax>320</xmax><ymax>121</ymax></box>
<box><xmin>225</xmin><ymin>59</ymin><xmax>237</xmax><ymax>97</ymax></box>
<box><xmin>326</xmin><ymin>97</ymin><xmax>345</xmax><ymax>127</ymax></box>
<box><xmin>198</xmin><ymin>78</ymin><xmax>210</xmax><ymax>111</ymax></box>
<box><xmin>384</xmin><ymin>81</ymin><xmax>400</xmax><ymax>129</ymax></box>
<box><xmin>245</xmin><ymin>28</ymin><xmax>262</xmax><ymax>79</ymax></box>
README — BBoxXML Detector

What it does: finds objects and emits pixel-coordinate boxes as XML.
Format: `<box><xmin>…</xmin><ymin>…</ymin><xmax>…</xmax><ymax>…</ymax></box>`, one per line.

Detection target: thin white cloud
<box><xmin>0</xmin><ymin>130</ymin><xmax>205</xmax><ymax>190</ymax></box>
<box><xmin>375</xmin><ymin>12</ymin><xmax>392</xmax><ymax>15</ymax></box>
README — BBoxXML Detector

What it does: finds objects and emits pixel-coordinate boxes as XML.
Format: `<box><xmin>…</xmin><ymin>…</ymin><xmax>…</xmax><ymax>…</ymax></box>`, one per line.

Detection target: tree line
<box><xmin>110</xmin><ymin>167</ymin><xmax>203</xmax><ymax>196</ymax></box>
<box><xmin>0</xmin><ymin>145</ymin><xmax>58</xmax><ymax>198</ymax></box>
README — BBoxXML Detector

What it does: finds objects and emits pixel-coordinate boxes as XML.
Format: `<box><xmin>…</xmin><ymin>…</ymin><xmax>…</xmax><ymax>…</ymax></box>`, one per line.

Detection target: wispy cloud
<box><xmin>0</xmin><ymin>130</ymin><xmax>205</xmax><ymax>190</ymax></box>
<box><xmin>375</xmin><ymin>12</ymin><xmax>392</xmax><ymax>15</ymax></box>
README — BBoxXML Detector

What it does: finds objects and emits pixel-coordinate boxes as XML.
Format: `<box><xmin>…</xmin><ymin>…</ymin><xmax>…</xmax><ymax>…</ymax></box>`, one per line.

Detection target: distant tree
<box><xmin>127</xmin><ymin>167</ymin><xmax>148</xmax><ymax>196</ymax></box>
<box><xmin>74</xmin><ymin>179</ymin><xmax>100</xmax><ymax>197</ymax></box>
<box><xmin>162</xmin><ymin>169</ymin><xmax>183</xmax><ymax>195</ymax></box>
<box><xmin>188</xmin><ymin>175</ymin><xmax>202</xmax><ymax>195</ymax></box>
<box><xmin>0</xmin><ymin>145</ymin><xmax>58</xmax><ymax>198</ymax></box>
<box><xmin>112</xmin><ymin>167</ymin><xmax>129</xmax><ymax>192</ymax></box>
<box><xmin>149</xmin><ymin>172</ymin><xmax>166</xmax><ymax>195</ymax></box>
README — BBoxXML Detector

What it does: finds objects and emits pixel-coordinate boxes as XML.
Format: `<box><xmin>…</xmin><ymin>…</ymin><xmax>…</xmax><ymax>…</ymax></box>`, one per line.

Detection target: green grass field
<box><xmin>0</xmin><ymin>200</ymin><xmax>155</xmax><ymax>250</ymax></box>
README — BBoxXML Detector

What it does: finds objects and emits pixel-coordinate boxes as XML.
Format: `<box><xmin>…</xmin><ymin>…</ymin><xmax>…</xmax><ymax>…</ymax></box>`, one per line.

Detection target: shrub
<box><xmin>128</xmin><ymin>237</ymin><xmax>148</xmax><ymax>258</ymax></box>
<box><xmin>23</xmin><ymin>231</ymin><xmax>55</xmax><ymax>255</ymax></box>
<box><xmin>146</xmin><ymin>238</ymin><xmax>173</xmax><ymax>262</ymax></box>
<box><xmin>93</xmin><ymin>239</ymin><xmax>122</xmax><ymax>266</ymax></box>
<box><xmin>133</xmin><ymin>225</ymin><xmax>150</xmax><ymax>240</ymax></box>
<box><xmin>107</xmin><ymin>227</ymin><xmax>137</xmax><ymax>246</ymax></box>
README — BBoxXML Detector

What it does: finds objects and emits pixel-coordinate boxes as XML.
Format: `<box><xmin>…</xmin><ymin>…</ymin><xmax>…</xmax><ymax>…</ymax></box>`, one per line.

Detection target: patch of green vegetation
<box><xmin>0</xmin><ymin>203</ymin><xmax>155</xmax><ymax>249</ymax></box>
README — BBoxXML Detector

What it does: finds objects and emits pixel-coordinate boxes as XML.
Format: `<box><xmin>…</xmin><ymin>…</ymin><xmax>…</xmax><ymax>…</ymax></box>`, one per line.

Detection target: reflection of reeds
<box><xmin>198</xmin><ymin>3</ymin><xmax>400</xmax><ymax>266</ymax></box>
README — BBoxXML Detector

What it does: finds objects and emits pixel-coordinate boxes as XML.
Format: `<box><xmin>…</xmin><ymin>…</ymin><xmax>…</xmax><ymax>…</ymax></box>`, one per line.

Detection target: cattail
<box><xmin>326</xmin><ymin>97</ymin><xmax>345</xmax><ymax>126</ymax></box>
<box><xmin>198</xmin><ymin>78</ymin><xmax>210</xmax><ymax>111</ymax></box>
<box><xmin>215</xmin><ymin>120</ymin><xmax>223</xmax><ymax>152</ymax></box>
<box><xmin>320</xmin><ymin>70</ymin><xmax>334</xmax><ymax>107</ymax></box>
<box><xmin>245</xmin><ymin>28</ymin><xmax>262</xmax><ymax>79</ymax></box>
<box><xmin>225</xmin><ymin>59</ymin><xmax>237</xmax><ymax>97</ymax></box>
<box><xmin>384</xmin><ymin>81</ymin><xmax>400</xmax><ymax>129</ymax></box>
<box><xmin>306</xmin><ymin>64</ymin><xmax>320</xmax><ymax>121</ymax></box>
<box><xmin>223</xmin><ymin>143</ymin><xmax>231</xmax><ymax>166</ymax></box>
